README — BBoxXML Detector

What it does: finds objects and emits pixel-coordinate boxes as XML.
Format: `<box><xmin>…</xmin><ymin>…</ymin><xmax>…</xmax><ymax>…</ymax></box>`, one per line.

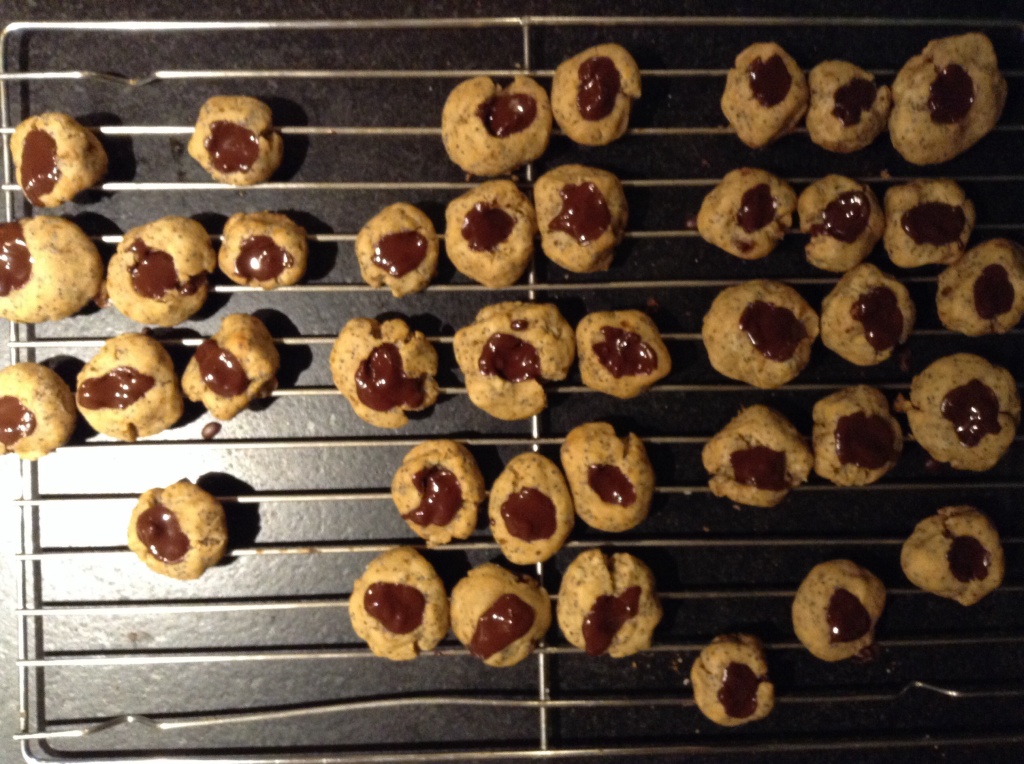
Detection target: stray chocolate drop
<box><xmin>0</xmin><ymin>396</ymin><xmax>36</xmax><ymax>447</ymax></box>
<box><xmin>736</xmin><ymin>184</ymin><xmax>777</xmax><ymax>234</ymax></box>
<box><xmin>730</xmin><ymin>446</ymin><xmax>788</xmax><ymax>491</ymax></box>
<box><xmin>194</xmin><ymin>339</ymin><xmax>250</xmax><ymax>398</ymax></box>
<box><xmin>135</xmin><ymin>503</ymin><xmax>190</xmax><ymax>563</ymax></box>
<box><xmin>469</xmin><ymin>593</ymin><xmax>535</xmax><ymax>659</ymax></box>
<box><xmin>500</xmin><ymin>488</ymin><xmax>557</xmax><ymax>542</ymax></box>
<box><xmin>549</xmin><ymin>183</ymin><xmax>611</xmax><ymax>244</ymax></box>
<box><xmin>201</xmin><ymin>422</ymin><xmax>222</xmax><ymax>440</ymax></box>
<box><xmin>354</xmin><ymin>343</ymin><xmax>425</xmax><ymax>412</ymax></box>
<box><xmin>739</xmin><ymin>300</ymin><xmax>807</xmax><ymax>361</ymax></box>
<box><xmin>364</xmin><ymin>581</ymin><xmax>426</xmax><ymax>634</ymax></box>
<box><xmin>462</xmin><ymin>203</ymin><xmax>515</xmax><ymax>252</ymax></box>
<box><xmin>405</xmin><ymin>466</ymin><xmax>463</xmax><ymax>527</ymax></box>
<box><xmin>20</xmin><ymin>129</ymin><xmax>60</xmax><ymax>206</ymax></box>
<box><xmin>832</xmin><ymin>78</ymin><xmax>877</xmax><ymax>127</ymax></box>
<box><xmin>827</xmin><ymin>588</ymin><xmax>871</xmax><ymax>643</ymax></box>
<box><xmin>577</xmin><ymin>56</ymin><xmax>621</xmax><ymax>121</ymax></box>
<box><xmin>587</xmin><ymin>464</ymin><xmax>636</xmax><ymax>506</ymax></box>
<box><xmin>901</xmin><ymin>203</ymin><xmax>966</xmax><ymax>246</ymax></box>
<box><xmin>0</xmin><ymin>222</ymin><xmax>32</xmax><ymax>297</ymax></box>
<box><xmin>236</xmin><ymin>235</ymin><xmax>292</xmax><ymax>282</ymax></box>
<box><xmin>747</xmin><ymin>54</ymin><xmax>792</xmax><ymax>108</ymax></box>
<box><xmin>947</xmin><ymin>535</ymin><xmax>990</xmax><ymax>583</ymax></box>
<box><xmin>718</xmin><ymin>662</ymin><xmax>762</xmax><ymax>719</ymax></box>
<box><xmin>835</xmin><ymin>413</ymin><xmax>896</xmax><ymax>469</ymax></box>
<box><xmin>478</xmin><ymin>333</ymin><xmax>541</xmax><ymax>383</ymax></box>
<box><xmin>476</xmin><ymin>92</ymin><xmax>537</xmax><ymax>137</ymax></box>
<box><xmin>128</xmin><ymin>239</ymin><xmax>206</xmax><ymax>299</ymax></box>
<box><xmin>851</xmin><ymin>287</ymin><xmax>903</xmax><ymax>352</ymax></box>
<box><xmin>205</xmin><ymin>121</ymin><xmax>261</xmax><ymax>173</ymax></box>
<box><xmin>974</xmin><ymin>264</ymin><xmax>1014</xmax><ymax>320</ymax></box>
<box><xmin>810</xmin><ymin>191</ymin><xmax>870</xmax><ymax>244</ymax></box>
<box><xmin>592</xmin><ymin>326</ymin><xmax>657</xmax><ymax>378</ymax></box>
<box><xmin>77</xmin><ymin>367</ymin><xmax>155</xmax><ymax>410</ymax></box>
<box><xmin>929</xmin><ymin>64</ymin><xmax>974</xmax><ymax>124</ymax></box>
<box><xmin>941</xmin><ymin>379</ymin><xmax>1001</xmax><ymax>447</ymax></box>
<box><xmin>582</xmin><ymin>586</ymin><xmax>641</xmax><ymax>656</ymax></box>
<box><xmin>372</xmin><ymin>230</ymin><xmax>428</xmax><ymax>278</ymax></box>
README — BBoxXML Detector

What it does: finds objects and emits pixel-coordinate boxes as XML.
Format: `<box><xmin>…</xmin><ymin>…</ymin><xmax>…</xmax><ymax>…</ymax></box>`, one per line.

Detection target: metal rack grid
<box><xmin>3</xmin><ymin>14</ymin><xmax>1024</xmax><ymax>762</ymax></box>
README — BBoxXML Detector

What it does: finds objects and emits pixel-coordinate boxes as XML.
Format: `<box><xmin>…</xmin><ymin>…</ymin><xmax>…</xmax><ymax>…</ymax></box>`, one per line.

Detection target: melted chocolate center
<box><xmin>739</xmin><ymin>301</ymin><xmax>807</xmax><ymax>361</ymax></box>
<box><xmin>476</xmin><ymin>93</ymin><xmax>537</xmax><ymax>137</ymax></box>
<box><xmin>730</xmin><ymin>446</ymin><xmax>788</xmax><ymax>491</ymax></box>
<box><xmin>205</xmin><ymin>121</ymin><xmax>261</xmax><ymax>173</ymax></box>
<box><xmin>363</xmin><ymin>582</ymin><xmax>426</xmax><ymax>634</ymax></box>
<box><xmin>128</xmin><ymin>239</ymin><xmax>206</xmax><ymax>299</ymax></box>
<box><xmin>236</xmin><ymin>235</ymin><xmax>293</xmax><ymax>282</ymax></box>
<box><xmin>478</xmin><ymin>333</ymin><xmax>541</xmax><ymax>383</ymax></box>
<box><xmin>135</xmin><ymin>503</ymin><xmax>190</xmax><ymax>563</ymax></box>
<box><xmin>941</xmin><ymin>379</ymin><xmax>1001</xmax><ymax>448</ymax></box>
<box><xmin>77</xmin><ymin>367</ymin><xmax>155</xmax><ymax>410</ymax></box>
<box><xmin>582</xmin><ymin>586</ymin><xmax>641</xmax><ymax>656</ymax></box>
<box><xmin>748</xmin><ymin>54</ymin><xmax>792</xmax><ymax>108</ymax></box>
<box><xmin>851</xmin><ymin>287</ymin><xmax>904</xmax><ymax>352</ymax></box>
<box><xmin>811</xmin><ymin>191</ymin><xmax>870</xmax><ymax>243</ymax></box>
<box><xmin>20</xmin><ymin>128</ymin><xmax>60</xmax><ymax>206</ymax></box>
<box><xmin>827</xmin><ymin>588</ymin><xmax>871</xmax><ymax>643</ymax></box>
<box><xmin>194</xmin><ymin>338</ymin><xmax>250</xmax><ymax>398</ymax></box>
<box><xmin>974</xmin><ymin>264</ymin><xmax>1014</xmax><ymax>320</ymax></box>
<box><xmin>832</xmin><ymin>78</ymin><xmax>877</xmax><ymax>127</ymax></box>
<box><xmin>354</xmin><ymin>343</ymin><xmax>425</xmax><ymax>412</ymax></box>
<box><xmin>469</xmin><ymin>593</ymin><xmax>535</xmax><ymax>659</ymax></box>
<box><xmin>901</xmin><ymin>203</ymin><xmax>966</xmax><ymax>246</ymax></box>
<box><xmin>405</xmin><ymin>466</ymin><xmax>463</xmax><ymax>527</ymax></box>
<box><xmin>0</xmin><ymin>222</ymin><xmax>32</xmax><ymax>297</ymax></box>
<box><xmin>462</xmin><ymin>203</ymin><xmax>515</xmax><ymax>252</ymax></box>
<box><xmin>718</xmin><ymin>662</ymin><xmax>762</xmax><ymax>719</ymax></box>
<box><xmin>736</xmin><ymin>184</ymin><xmax>777</xmax><ymax>234</ymax></box>
<box><xmin>577</xmin><ymin>56</ymin><xmax>621</xmax><ymax>121</ymax></box>
<box><xmin>929</xmin><ymin>64</ymin><xmax>974</xmax><ymax>124</ymax></box>
<box><xmin>549</xmin><ymin>183</ymin><xmax>611</xmax><ymax>244</ymax></box>
<box><xmin>0</xmin><ymin>396</ymin><xmax>36</xmax><ymax>447</ymax></box>
<box><xmin>592</xmin><ymin>326</ymin><xmax>657</xmax><ymax>378</ymax></box>
<box><xmin>500</xmin><ymin>488</ymin><xmax>557</xmax><ymax>542</ymax></box>
<box><xmin>587</xmin><ymin>464</ymin><xmax>636</xmax><ymax>506</ymax></box>
<box><xmin>372</xmin><ymin>230</ymin><xmax>428</xmax><ymax>278</ymax></box>
<box><xmin>835</xmin><ymin>413</ymin><xmax>896</xmax><ymax>469</ymax></box>
<box><xmin>947</xmin><ymin>535</ymin><xmax>990</xmax><ymax>583</ymax></box>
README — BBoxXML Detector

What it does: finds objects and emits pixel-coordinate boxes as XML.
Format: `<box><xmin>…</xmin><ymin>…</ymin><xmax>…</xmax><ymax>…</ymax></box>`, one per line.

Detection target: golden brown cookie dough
<box><xmin>550</xmin><ymin>43</ymin><xmax>641</xmax><ymax>147</ymax></box>
<box><xmin>895</xmin><ymin>353</ymin><xmax>1020</xmax><ymax>472</ymax></box>
<box><xmin>697</xmin><ymin>168</ymin><xmax>797</xmax><ymax>261</ymax></box>
<box><xmin>441</xmin><ymin>75</ymin><xmax>552</xmax><ymax>177</ymax></box>
<box><xmin>691</xmin><ymin>634</ymin><xmax>775</xmax><ymax>727</ymax></box>
<box><xmin>819</xmin><ymin>264</ymin><xmax>916</xmax><ymax>367</ymax></box>
<box><xmin>127</xmin><ymin>479</ymin><xmax>227</xmax><ymax>581</ymax></box>
<box><xmin>806</xmin><ymin>61</ymin><xmax>892</xmax><ymax>153</ymax></box>
<box><xmin>329</xmin><ymin>317</ymin><xmax>439</xmax><ymax>429</ymax></box>
<box><xmin>812</xmin><ymin>386</ymin><xmax>903</xmax><ymax>487</ymax></box>
<box><xmin>791</xmin><ymin>559</ymin><xmax>886</xmax><ymax>662</ymax></box>
<box><xmin>488</xmin><ymin>452</ymin><xmax>574</xmax><ymax>565</ymax></box>
<box><xmin>936</xmin><ymin>238</ymin><xmax>1024</xmax><ymax>336</ymax></box>
<box><xmin>901</xmin><ymin>506</ymin><xmax>1005</xmax><ymax>606</ymax></box>
<box><xmin>0</xmin><ymin>216</ymin><xmax>103</xmax><ymax>323</ymax></box>
<box><xmin>797</xmin><ymin>176</ymin><xmax>884</xmax><ymax>273</ymax></box>
<box><xmin>0</xmin><ymin>363</ymin><xmax>76</xmax><ymax>460</ymax></box>
<box><xmin>181</xmin><ymin>314</ymin><xmax>280</xmax><ymax>421</ymax></box>
<box><xmin>702</xmin><ymin>405</ymin><xmax>813</xmax><ymax>508</ymax></box>
<box><xmin>453</xmin><ymin>301</ymin><xmax>575</xmax><ymax>421</ymax></box>
<box><xmin>349</xmin><ymin>547</ymin><xmax>450</xmax><ymax>661</ymax></box>
<box><xmin>218</xmin><ymin>211</ymin><xmax>308</xmax><ymax>289</ymax></box>
<box><xmin>576</xmin><ymin>310</ymin><xmax>672</xmax><ymax>399</ymax></box>
<box><xmin>721</xmin><ymin>42</ymin><xmax>808</xmax><ymax>149</ymax></box>
<box><xmin>702</xmin><ymin>280</ymin><xmax>819</xmax><ymax>389</ymax></box>
<box><xmin>560</xmin><ymin>421</ymin><xmax>654</xmax><ymax>533</ymax></box>
<box><xmin>10</xmin><ymin>112</ymin><xmax>107</xmax><ymax>207</ymax></box>
<box><xmin>889</xmin><ymin>33</ymin><xmax>1007</xmax><ymax>165</ymax></box>
<box><xmin>450</xmin><ymin>563</ymin><xmax>552</xmax><ymax>668</ymax></box>
<box><xmin>883</xmin><ymin>179</ymin><xmax>975</xmax><ymax>269</ymax></box>
<box><xmin>76</xmin><ymin>333</ymin><xmax>184</xmax><ymax>442</ymax></box>
<box><xmin>187</xmin><ymin>95</ymin><xmax>284</xmax><ymax>185</ymax></box>
<box><xmin>354</xmin><ymin>203</ymin><xmax>439</xmax><ymax>297</ymax></box>
<box><xmin>390</xmin><ymin>440</ymin><xmax>486</xmax><ymax>546</ymax></box>
<box><xmin>533</xmin><ymin>164</ymin><xmax>628</xmax><ymax>273</ymax></box>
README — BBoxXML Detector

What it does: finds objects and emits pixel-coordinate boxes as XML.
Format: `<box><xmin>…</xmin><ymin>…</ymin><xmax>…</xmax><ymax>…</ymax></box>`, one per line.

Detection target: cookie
<box><xmin>819</xmin><ymin>264</ymin><xmax>916</xmax><ymax>367</ymax></box>
<box><xmin>702</xmin><ymin>280</ymin><xmax>819</xmax><ymax>389</ymax></box>
<box><xmin>556</xmin><ymin>549</ymin><xmax>661</xmax><ymax>658</ymax></box>
<box><xmin>797</xmin><ymin>175</ymin><xmax>884</xmax><ymax>273</ymax></box>
<box><xmin>450</xmin><ymin>564</ymin><xmax>552</xmax><ymax>668</ymax></box>
<box><xmin>349</xmin><ymin>547</ymin><xmax>450</xmax><ymax>661</ymax></box>
<box><xmin>701</xmin><ymin>405</ymin><xmax>813</xmax><ymax>508</ymax></box>
<box><xmin>76</xmin><ymin>333</ymin><xmax>184</xmax><ymax>442</ymax></box>
<box><xmin>894</xmin><ymin>353</ymin><xmax>1020</xmax><ymax>472</ymax></box>
<box><xmin>691</xmin><ymin>634</ymin><xmax>774</xmax><ymax>727</ymax></box>
<box><xmin>550</xmin><ymin>43</ymin><xmax>641</xmax><ymax>146</ymax></box>
<box><xmin>791</xmin><ymin>559</ymin><xmax>886</xmax><ymax>662</ymax></box>
<box><xmin>444</xmin><ymin>180</ymin><xmax>537</xmax><ymax>288</ymax></box>
<box><xmin>10</xmin><ymin>112</ymin><xmax>107</xmax><ymax>207</ymax></box>
<box><xmin>900</xmin><ymin>506</ymin><xmax>1005</xmax><ymax>606</ymax></box>
<box><xmin>575</xmin><ymin>310</ymin><xmax>672</xmax><ymax>399</ymax></box>
<box><xmin>187</xmin><ymin>95</ymin><xmax>284</xmax><ymax>185</ymax></box>
<box><xmin>488</xmin><ymin>452</ymin><xmax>574</xmax><ymax>565</ymax></box>
<box><xmin>354</xmin><ymin>203</ymin><xmax>439</xmax><ymax>297</ymax></box>
<box><xmin>936</xmin><ymin>238</ymin><xmax>1024</xmax><ymax>336</ymax></box>
<box><xmin>453</xmin><ymin>301</ymin><xmax>575</xmax><ymax>421</ymax></box>
<box><xmin>390</xmin><ymin>440</ymin><xmax>486</xmax><ymax>545</ymax></box>
<box><xmin>889</xmin><ymin>33</ymin><xmax>1007</xmax><ymax>165</ymax></box>
<box><xmin>560</xmin><ymin>421</ymin><xmax>654</xmax><ymax>532</ymax></box>
<box><xmin>721</xmin><ymin>42</ymin><xmax>808</xmax><ymax>148</ymax></box>
<box><xmin>0</xmin><ymin>216</ymin><xmax>103</xmax><ymax>323</ymax></box>
<box><xmin>696</xmin><ymin>168</ymin><xmax>797</xmax><ymax>261</ymax></box>
<box><xmin>218</xmin><ymin>211</ymin><xmax>308</xmax><ymax>289</ymax></box>
<box><xmin>441</xmin><ymin>75</ymin><xmax>552</xmax><ymax>177</ymax></box>
<box><xmin>106</xmin><ymin>216</ymin><xmax>217</xmax><ymax>327</ymax></box>
<box><xmin>533</xmin><ymin>164</ymin><xmax>628</xmax><ymax>273</ymax></box>
<box><xmin>812</xmin><ymin>386</ymin><xmax>903</xmax><ymax>487</ymax></box>
<box><xmin>0</xmin><ymin>363</ymin><xmax>76</xmax><ymax>460</ymax></box>
<box><xmin>181</xmin><ymin>314</ymin><xmax>280</xmax><ymax>421</ymax></box>
<box><xmin>127</xmin><ymin>479</ymin><xmax>227</xmax><ymax>580</ymax></box>
<box><xmin>806</xmin><ymin>61</ymin><xmax>892</xmax><ymax>153</ymax></box>
<box><xmin>883</xmin><ymin>179</ymin><xmax>975</xmax><ymax>269</ymax></box>
<box><xmin>329</xmin><ymin>317</ymin><xmax>439</xmax><ymax>429</ymax></box>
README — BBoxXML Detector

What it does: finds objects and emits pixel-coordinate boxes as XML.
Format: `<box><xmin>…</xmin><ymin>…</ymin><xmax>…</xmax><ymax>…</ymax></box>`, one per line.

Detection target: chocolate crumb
<box><xmin>201</xmin><ymin>422</ymin><xmax>222</xmax><ymax>440</ymax></box>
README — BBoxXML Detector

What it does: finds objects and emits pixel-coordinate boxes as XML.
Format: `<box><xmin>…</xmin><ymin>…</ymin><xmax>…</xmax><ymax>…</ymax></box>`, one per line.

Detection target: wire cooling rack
<box><xmin>3</xmin><ymin>14</ymin><xmax>1024</xmax><ymax>763</ymax></box>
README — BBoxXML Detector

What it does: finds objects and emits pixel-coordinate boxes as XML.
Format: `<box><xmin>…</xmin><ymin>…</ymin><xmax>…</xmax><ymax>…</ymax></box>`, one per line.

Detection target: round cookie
<box><xmin>797</xmin><ymin>175</ymin><xmax>884</xmax><ymax>273</ymax></box>
<box><xmin>576</xmin><ymin>310</ymin><xmax>672</xmax><ymax>399</ymax></box>
<box><xmin>0</xmin><ymin>363</ymin><xmax>76</xmax><ymax>460</ymax></box>
<box><xmin>450</xmin><ymin>563</ymin><xmax>552</xmax><ymax>668</ymax></box>
<box><xmin>791</xmin><ymin>559</ymin><xmax>886</xmax><ymax>663</ymax></box>
<box><xmin>883</xmin><ymin>179</ymin><xmax>975</xmax><ymax>269</ymax></box>
<box><xmin>533</xmin><ymin>164</ymin><xmax>628</xmax><ymax>273</ymax></box>
<box><xmin>187</xmin><ymin>95</ymin><xmax>284</xmax><ymax>185</ymax></box>
<box><xmin>556</xmin><ymin>549</ymin><xmax>661</xmax><ymax>658</ymax></box>
<box><xmin>0</xmin><ymin>216</ymin><xmax>103</xmax><ymax>323</ymax></box>
<box><xmin>218</xmin><ymin>211</ymin><xmax>308</xmax><ymax>289</ymax></box>
<box><xmin>812</xmin><ymin>385</ymin><xmax>903</xmax><ymax>487</ymax></box>
<box><xmin>349</xmin><ymin>547</ymin><xmax>450</xmax><ymax>661</ymax></box>
<box><xmin>721</xmin><ymin>42</ymin><xmax>809</xmax><ymax>149</ymax></box>
<box><xmin>10</xmin><ymin>112</ymin><xmax>108</xmax><ymax>207</ymax></box>
<box><xmin>702</xmin><ymin>279</ymin><xmax>819</xmax><ymax>389</ymax></box>
<box><xmin>936</xmin><ymin>238</ymin><xmax>1024</xmax><ymax>336</ymax></box>
<box><xmin>76</xmin><ymin>333</ymin><xmax>184</xmax><ymax>442</ymax></box>
<box><xmin>690</xmin><ymin>634</ymin><xmax>774</xmax><ymax>727</ymax></box>
<box><xmin>806</xmin><ymin>60</ymin><xmax>892</xmax><ymax>153</ymax></box>
<box><xmin>181</xmin><ymin>313</ymin><xmax>281</xmax><ymax>421</ymax></box>
<box><xmin>550</xmin><ymin>43</ymin><xmax>642</xmax><ymax>147</ymax></box>
<box><xmin>488</xmin><ymin>452</ymin><xmax>574</xmax><ymax>565</ymax></box>
<box><xmin>696</xmin><ymin>168</ymin><xmax>797</xmax><ymax>261</ymax></box>
<box><xmin>391</xmin><ymin>440</ymin><xmax>486</xmax><ymax>546</ymax></box>
<box><xmin>895</xmin><ymin>353</ymin><xmax>1020</xmax><ymax>472</ymax></box>
<box><xmin>354</xmin><ymin>203</ymin><xmax>439</xmax><ymax>297</ymax></box>
<box><xmin>901</xmin><ymin>506</ymin><xmax>1005</xmax><ymax>606</ymax></box>
<box><xmin>329</xmin><ymin>317</ymin><xmax>439</xmax><ymax>429</ymax></box>
<box><xmin>820</xmin><ymin>264</ymin><xmax>916</xmax><ymax>367</ymax></box>
<box><xmin>106</xmin><ymin>216</ymin><xmax>216</xmax><ymax>327</ymax></box>
<box><xmin>444</xmin><ymin>180</ymin><xmax>537</xmax><ymax>288</ymax></box>
<box><xmin>127</xmin><ymin>480</ymin><xmax>227</xmax><ymax>580</ymax></box>
<box><xmin>889</xmin><ymin>33</ymin><xmax>1007</xmax><ymax>165</ymax></box>
<box><xmin>701</xmin><ymin>405</ymin><xmax>813</xmax><ymax>508</ymax></box>
<box><xmin>441</xmin><ymin>75</ymin><xmax>552</xmax><ymax>177</ymax></box>
<box><xmin>453</xmin><ymin>301</ymin><xmax>575</xmax><ymax>421</ymax></box>
<box><xmin>560</xmin><ymin>421</ymin><xmax>654</xmax><ymax>533</ymax></box>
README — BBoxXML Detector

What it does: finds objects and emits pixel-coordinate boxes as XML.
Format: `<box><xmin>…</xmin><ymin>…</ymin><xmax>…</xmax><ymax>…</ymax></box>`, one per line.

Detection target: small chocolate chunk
<box><xmin>476</xmin><ymin>93</ymin><xmax>537</xmax><ymax>137</ymax></box>
<box><xmin>478</xmin><ymin>333</ymin><xmax>541</xmax><ymax>383</ymax></box>
<box><xmin>205</xmin><ymin>121</ymin><xmax>260</xmax><ymax>173</ymax></box>
<box><xmin>947</xmin><ymin>535</ymin><xmax>990</xmax><ymax>583</ymax></box>
<box><xmin>201</xmin><ymin>422</ymin><xmax>222</xmax><ymax>440</ymax></box>
<box><xmin>462</xmin><ymin>203</ymin><xmax>515</xmax><ymax>252</ymax></box>
<box><xmin>500</xmin><ymin>488</ymin><xmax>557</xmax><ymax>542</ymax></box>
<box><xmin>0</xmin><ymin>222</ymin><xmax>32</xmax><ymax>297</ymax></box>
<box><xmin>77</xmin><ymin>367</ymin><xmax>155</xmax><ymax>410</ymax></box>
<box><xmin>850</xmin><ymin>287</ymin><xmax>903</xmax><ymax>352</ymax></box>
<box><xmin>592</xmin><ymin>326</ymin><xmax>657</xmax><ymax>378</ymax></box>
<box><xmin>941</xmin><ymin>379</ymin><xmax>1001</xmax><ymax>447</ymax></box>
<box><xmin>354</xmin><ymin>343</ymin><xmax>425</xmax><ymax>412</ymax></box>
<box><xmin>730</xmin><ymin>446</ymin><xmax>788</xmax><ymax>491</ymax></box>
<box><xmin>548</xmin><ymin>183</ymin><xmax>611</xmax><ymax>244</ymax></box>
<box><xmin>973</xmin><ymin>264</ymin><xmax>1014</xmax><ymax>320</ymax></box>
<box><xmin>739</xmin><ymin>300</ymin><xmax>807</xmax><ymax>361</ymax></box>
<box><xmin>236</xmin><ymin>235</ymin><xmax>292</xmax><ymax>282</ymax></box>
<box><xmin>372</xmin><ymin>230</ymin><xmax>428</xmax><ymax>278</ymax></box>
<box><xmin>20</xmin><ymin>129</ymin><xmax>61</xmax><ymax>205</ymax></box>
<box><xmin>0</xmin><ymin>396</ymin><xmax>36</xmax><ymax>447</ymax></box>
<box><xmin>901</xmin><ymin>202</ymin><xmax>965</xmax><ymax>246</ymax></box>
<box><xmin>577</xmin><ymin>56</ymin><xmax>621</xmax><ymax>121</ymax></box>
<box><xmin>469</xmin><ymin>593</ymin><xmax>535</xmax><ymax>659</ymax></box>
<box><xmin>736</xmin><ymin>184</ymin><xmax>777</xmax><ymax>234</ymax></box>
<box><xmin>364</xmin><ymin>581</ymin><xmax>426</xmax><ymax>634</ymax></box>
<box><xmin>929</xmin><ymin>64</ymin><xmax>974</xmax><ymax>124</ymax></box>
<box><xmin>747</xmin><ymin>55</ymin><xmax>792</xmax><ymax>108</ymax></box>
<box><xmin>826</xmin><ymin>587</ymin><xmax>871</xmax><ymax>643</ymax></box>
<box><xmin>587</xmin><ymin>464</ymin><xmax>636</xmax><ymax>506</ymax></box>
<box><xmin>135</xmin><ymin>503</ymin><xmax>190</xmax><ymax>563</ymax></box>
<box><xmin>835</xmin><ymin>413</ymin><xmax>896</xmax><ymax>469</ymax></box>
<box><xmin>405</xmin><ymin>466</ymin><xmax>463</xmax><ymax>527</ymax></box>
<box><xmin>194</xmin><ymin>339</ymin><xmax>250</xmax><ymax>398</ymax></box>
<box><xmin>832</xmin><ymin>78</ymin><xmax>877</xmax><ymax>127</ymax></box>
<box><xmin>581</xmin><ymin>586</ymin><xmax>641</xmax><ymax>656</ymax></box>
<box><xmin>718</xmin><ymin>662</ymin><xmax>762</xmax><ymax>719</ymax></box>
